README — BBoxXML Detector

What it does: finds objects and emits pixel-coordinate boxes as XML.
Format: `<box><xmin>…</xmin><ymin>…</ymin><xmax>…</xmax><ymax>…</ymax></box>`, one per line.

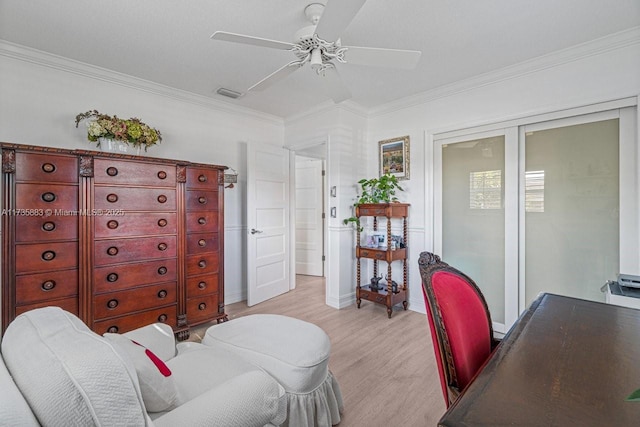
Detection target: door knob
<box><xmin>250</xmin><ymin>228</ymin><xmax>263</xmax><ymax>235</ymax></box>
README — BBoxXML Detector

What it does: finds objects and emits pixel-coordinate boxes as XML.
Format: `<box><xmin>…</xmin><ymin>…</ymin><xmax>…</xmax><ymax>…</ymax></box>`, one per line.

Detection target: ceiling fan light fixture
<box><xmin>215</xmin><ymin>87</ymin><xmax>244</xmax><ymax>99</ymax></box>
<box><xmin>310</xmin><ymin>48</ymin><xmax>323</xmax><ymax>70</ymax></box>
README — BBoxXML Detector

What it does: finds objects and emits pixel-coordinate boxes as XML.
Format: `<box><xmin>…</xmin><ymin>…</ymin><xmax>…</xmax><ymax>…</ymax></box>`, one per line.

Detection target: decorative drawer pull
<box><xmin>107</xmin><ymin>220</ymin><xmax>119</xmax><ymax>229</ymax></box>
<box><xmin>157</xmin><ymin>194</ymin><xmax>167</xmax><ymax>203</ymax></box>
<box><xmin>198</xmin><ymin>302</ymin><xmax>207</xmax><ymax>311</ymax></box>
<box><xmin>158</xmin><ymin>218</ymin><xmax>168</xmax><ymax>227</ymax></box>
<box><xmin>158</xmin><ymin>314</ymin><xmax>167</xmax><ymax>323</ymax></box>
<box><xmin>198</xmin><ymin>260</ymin><xmax>206</xmax><ymax>268</ymax></box>
<box><xmin>42</xmin><ymin>250</ymin><xmax>56</xmax><ymax>261</ymax></box>
<box><xmin>106</xmin><ymin>193</ymin><xmax>118</xmax><ymax>203</ymax></box>
<box><xmin>158</xmin><ymin>266</ymin><xmax>168</xmax><ymax>275</ymax></box>
<box><xmin>107</xmin><ymin>326</ymin><xmax>119</xmax><ymax>333</ymax></box>
<box><xmin>198</xmin><ymin>239</ymin><xmax>206</xmax><ymax>247</ymax></box>
<box><xmin>107</xmin><ymin>299</ymin><xmax>118</xmax><ymax>309</ymax></box>
<box><xmin>198</xmin><ymin>174</ymin><xmax>207</xmax><ymax>183</ymax></box>
<box><xmin>107</xmin><ymin>246</ymin><xmax>119</xmax><ymax>256</ymax></box>
<box><xmin>157</xmin><ymin>171</ymin><xmax>167</xmax><ymax>180</ymax></box>
<box><xmin>41</xmin><ymin>192</ymin><xmax>56</xmax><ymax>203</ymax></box>
<box><xmin>107</xmin><ymin>273</ymin><xmax>119</xmax><ymax>282</ymax></box>
<box><xmin>198</xmin><ymin>217</ymin><xmax>207</xmax><ymax>225</ymax></box>
<box><xmin>198</xmin><ymin>196</ymin><xmax>207</xmax><ymax>204</ymax></box>
<box><xmin>157</xmin><ymin>290</ymin><xmax>167</xmax><ymax>299</ymax></box>
<box><xmin>42</xmin><ymin>163</ymin><xmax>56</xmax><ymax>173</ymax></box>
<box><xmin>198</xmin><ymin>281</ymin><xmax>207</xmax><ymax>290</ymax></box>
<box><xmin>41</xmin><ymin>280</ymin><xmax>56</xmax><ymax>291</ymax></box>
<box><xmin>42</xmin><ymin>221</ymin><xmax>56</xmax><ymax>232</ymax></box>
<box><xmin>157</xmin><ymin>242</ymin><xmax>168</xmax><ymax>251</ymax></box>
<box><xmin>375</xmin><ymin>253</ymin><xmax>385</xmax><ymax>260</ymax></box>
<box><xmin>376</xmin><ymin>296</ymin><xmax>385</xmax><ymax>303</ymax></box>
<box><xmin>106</xmin><ymin>167</ymin><xmax>118</xmax><ymax>177</ymax></box>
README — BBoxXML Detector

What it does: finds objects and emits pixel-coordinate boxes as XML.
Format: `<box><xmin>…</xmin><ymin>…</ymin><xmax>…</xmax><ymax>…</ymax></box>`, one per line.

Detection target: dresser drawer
<box><xmin>94</xmin><ymin>282</ymin><xmax>177</xmax><ymax>320</ymax></box>
<box><xmin>15</xmin><ymin>269</ymin><xmax>78</xmax><ymax>304</ymax></box>
<box><xmin>94</xmin><ymin>212</ymin><xmax>177</xmax><ymax>238</ymax></box>
<box><xmin>15</xmin><ymin>242</ymin><xmax>78</xmax><ymax>274</ymax></box>
<box><xmin>95</xmin><ymin>235</ymin><xmax>177</xmax><ymax>266</ymax></box>
<box><xmin>186</xmin><ymin>211</ymin><xmax>219</xmax><ymax>233</ymax></box>
<box><xmin>186</xmin><ymin>274</ymin><xmax>219</xmax><ymax>298</ymax></box>
<box><xmin>186</xmin><ymin>167</ymin><xmax>220</xmax><ymax>189</ymax></box>
<box><xmin>94</xmin><ymin>259</ymin><xmax>177</xmax><ymax>293</ymax></box>
<box><xmin>186</xmin><ymin>253</ymin><xmax>219</xmax><ymax>275</ymax></box>
<box><xmin>186</xmin><ymin>294</ymin><xmax>220</xmax><ymax>323</ymax></box>
<box><xmin>93</xmin><ymin>305</ymin><xmax>178</xmax><ymax>335</ymax></box>
<box><xmin>93</xmin><ymin>159</ymin><xmax>176</xmax><ymax>187</ymax></box>
<box><xmin>16</xmin><ymin>215</ymin><xmax>78</xmax><ymax>242</ymax></box>
<box><xmin>15</xmin><ymin>152</ymin><xmax>78</xmax><ymax>183</ymax></box>
<box><xmin>15</xmin><ymin>183</ymin><xmax>78</xmax><ymax>211</ymax></box>
<box><xmin>186</xmin><ymin>233</ymin><xmax>218</xmax><ymax>255</ymax></box>
<box><xmin>94</xmin><ymin>186</ymin><xmax>176</xmax><ymax>211</ymax></box>
<box><xmin>185</xmin><ymin>190</ymin><xmax>218</xmax><ymax>211</ymax></box>
<box><xmin>15</xmin><ymin>297</ymin><xmax>78</xmax><ymax>317</ymax></box>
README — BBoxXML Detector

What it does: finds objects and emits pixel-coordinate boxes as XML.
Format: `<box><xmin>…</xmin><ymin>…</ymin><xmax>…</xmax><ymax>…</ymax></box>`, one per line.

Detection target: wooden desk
<box><xmin>439</xmin><ymin>293</ymin><xmax>640</xmax><ymax>426</ymax></box>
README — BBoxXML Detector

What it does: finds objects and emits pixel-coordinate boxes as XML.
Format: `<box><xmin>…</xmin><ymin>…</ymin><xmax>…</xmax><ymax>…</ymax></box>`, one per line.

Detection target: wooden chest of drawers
<box><xmin>1</xmin><ymin>143</ymin><xmax>227</xmax><ymax>339</ymax></box>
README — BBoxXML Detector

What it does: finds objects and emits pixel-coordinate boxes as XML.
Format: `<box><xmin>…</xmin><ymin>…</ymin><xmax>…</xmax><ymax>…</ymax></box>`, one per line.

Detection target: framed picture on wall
<box><xmin>379</xmin><ymin>135</ymin><xmax>410</xmax><ymax>180</ymax></box>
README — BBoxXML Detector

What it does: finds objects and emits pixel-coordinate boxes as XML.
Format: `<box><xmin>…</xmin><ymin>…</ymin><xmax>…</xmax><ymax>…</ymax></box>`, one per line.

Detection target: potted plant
<box><xmin>343</xmin><ymin>173</ymin><xmax>404</xmax><ymax>230</ymax></box>
<box><xmin>75</xmin><ymin>110</ymin><xmax>162</xmax><ymax>153</ymax></box>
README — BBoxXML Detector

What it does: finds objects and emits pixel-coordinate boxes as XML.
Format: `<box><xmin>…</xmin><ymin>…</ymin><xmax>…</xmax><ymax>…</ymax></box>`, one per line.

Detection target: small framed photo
<box><xmin>379</xmin><ymin>135</ymin><xmax>410</xmax><ymax>180</ymax></box>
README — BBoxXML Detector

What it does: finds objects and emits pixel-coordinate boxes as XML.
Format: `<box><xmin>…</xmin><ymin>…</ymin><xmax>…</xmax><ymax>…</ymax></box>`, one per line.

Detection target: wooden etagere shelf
<box><xmin>355</xmin><ymin>203</ymin><xmax>409</xmax><ymax>318</ymax></box>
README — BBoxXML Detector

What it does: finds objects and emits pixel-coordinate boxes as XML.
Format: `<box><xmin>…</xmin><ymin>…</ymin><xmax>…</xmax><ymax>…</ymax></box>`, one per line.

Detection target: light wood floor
<box><xmin>191</xmin><ymin>275</ymin><xmax>446</xmax><ymax>426</ymax></box>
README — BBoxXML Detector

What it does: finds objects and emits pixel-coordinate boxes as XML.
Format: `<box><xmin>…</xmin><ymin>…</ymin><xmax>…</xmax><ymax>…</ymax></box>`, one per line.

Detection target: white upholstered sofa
<box><xmin>0</xmin><ymin>307</ymin><xmax>287</xmax><ymax>427</ymax></box>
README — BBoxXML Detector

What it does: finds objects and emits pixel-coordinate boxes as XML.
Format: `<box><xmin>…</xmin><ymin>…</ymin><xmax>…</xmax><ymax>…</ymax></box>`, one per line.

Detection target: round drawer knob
<box><xmin>198</xmin><ymin>174</ymin><xmax>207</xmax><ymax>183</ymax></box>
<box><xmin>198</xmin><ymin>303</ymin><xmax>207</xmax><ymax>311</ymax></box>
<box><xmin>107</xmin><ymin>273</ymin><xmax>119</xmax><ymax>282</ymax></box>
<box><xmin>198</xmin><ymin>260</ymin><xmax>206</xmax><ymax>268</ymax></box>
<box><xmin>157</xmin><ymin>242</ymin><xmax>168</xmax><ymax>251</ymax></box>
<box><xmin>107</xmin><ymin>326</ymin><xmax>119</xmax><ymax>333</ymax></box>
<box><xmin>42</xmin><ymin>250</ymin><xmax>56</xmax><ymax>261</ymax></box>
<box><xmin>107</xmin><ymin>246</ymin><xmax>119</xmax><ymax>256</ymax></box>
<box><xmin>106</xmin><ymin>193</ymin><xmax>118</xmax><ymax>203</ymax></box>
<box><xmin>158</xmin><ymin>314</ymin><xmax>168</xmax><ymax>323</ymax></box>
<box><xmin>198</xmin><ymin>281</ymin><xmax>207</xmax><ymax>290</ymax></box>
<box><xmin>42</xmin><ymin>221</ymin><xmax>56</xmax><ymax>232</ymax></box>
<box><xmin>42</xmin><ymin>163</ymin><xmax>56</xmax><ymax>173</ymax></box>
<box><xmin>198</xmin><ymin>217</ymin><xmax>206</xmax><ymax>225</ymax></box>
<box><xmin>106</xmin><ymin>167</ymin><xmax>118</xmax><ymax>177</ymax></box>
<box><xmin>198</xmin><ymin>239</ymin><xmax>206</xmax><ymax>247</ymax></box>
<box><xmin>157</xmin><ymin>290</ymin><xmax>167</xmax><ymax>299</ymax></box>
<box><xmin>158</xmin><ymin>218</ymin><xmax>168</xmax><ymax>227</ymax></box>
<box><xmin>158</xmin><ymin>266</ymin><xmax>168</xmax><ymax>275</ymax></box>
<box><xmin>107</xmin><ymin>299</ymin><xmax>118</xmax><ymax>309</ymax></box>
<box><xmin>107</xmin><ymin>220</ymin><xmax>119</xmax><ymax>229</ymax></box>
<box><xmin>41</xmin><ymin>192</ymin><xmax>56</xmax><ymax>203</ymax></box>
<box><xmin>198</xmin><ymin>196</ymin><xmax>207</xmax><ymax>204</ymax></box>
<box><xmin>157</xmin><ymin>194</ymin><xmax>167</xmax><ymax>203</ymax></box>
<box><xmin>41</xmin><ymin>280</ymin><xmax>56</xmax><ymax>291</ymax></box>
<box><xmin>157</xmin><ymin>171</ymin><xmax>167</xmax><ymax>180</ymax></box>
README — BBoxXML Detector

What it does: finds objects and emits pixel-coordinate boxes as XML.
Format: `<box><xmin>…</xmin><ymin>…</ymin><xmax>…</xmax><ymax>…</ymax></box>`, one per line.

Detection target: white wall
<box><xmin>0</xmin><ymin>42</ymin><xmax>285</xmax><ymax>304</ymax></box>
<box><xmin>283</xmin><ymin>30</ymin><xmax>640</xmax><ymax>315</ymax></box>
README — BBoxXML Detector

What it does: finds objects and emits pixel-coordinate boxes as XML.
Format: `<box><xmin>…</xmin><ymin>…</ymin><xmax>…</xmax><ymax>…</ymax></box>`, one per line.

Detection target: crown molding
<box><xmin>284</xmin><ymin>99</ymin><xmax>369</xmax><ymax>125</ymax></box>
<box><xmin>369</xmin><ymin>26</ymin><xmax>640</xmax><ymax>117</ymax></box>
<box><xmin>0</xmin><ymin>40</ymin><xmax>284</xmax><ymax>126</ymax></box>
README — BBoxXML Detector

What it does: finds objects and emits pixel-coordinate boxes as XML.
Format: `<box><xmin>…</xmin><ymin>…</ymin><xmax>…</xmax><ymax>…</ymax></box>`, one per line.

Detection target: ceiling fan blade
<box><xmin>210</xmin><ymin>31</ymin><xmax>295</xmax><ymax>50</ymax></box>
<box><xmin>248</xmin><ymin>61</ymin><xmax>304</xmax><ymax>92</ymax></box>
<box><xmin>318</xmin><ymin>67</ymin><xmax>351</xmax><ymax>103</ymax></box>
<box><xmin>314</xmin><ymin>0</ymin><xmax>367</xmax><ymax>41</ymax></box>
<box><xmin>342</xmin><ymin>46</ymin><xmax>422</xmax><ymax>69</ymax></box>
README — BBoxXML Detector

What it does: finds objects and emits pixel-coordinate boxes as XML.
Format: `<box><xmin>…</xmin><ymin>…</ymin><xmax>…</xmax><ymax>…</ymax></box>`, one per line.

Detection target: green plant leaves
<box><xmin>343</xmin><ymin>173</ymin><xmax>404</xmax><ymax>229</ymax></box>
<box><xmin>626</xmin><ymin>388</ymin><xmax>640</xmax><ymax>401</ymax></box>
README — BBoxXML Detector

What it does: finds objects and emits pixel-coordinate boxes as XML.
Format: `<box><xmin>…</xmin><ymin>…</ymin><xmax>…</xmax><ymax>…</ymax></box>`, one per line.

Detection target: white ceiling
<box><xmin>1</xmin><ymin>0</ymin><xmax>639</xmax><ymax>118</ymax></box>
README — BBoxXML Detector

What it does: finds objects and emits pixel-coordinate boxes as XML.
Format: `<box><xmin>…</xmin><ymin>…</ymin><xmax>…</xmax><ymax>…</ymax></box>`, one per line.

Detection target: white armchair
<box><xmin>0</xmin><ymin>307</ymin><xmax>287</xmax><ymax>427</ymax></box>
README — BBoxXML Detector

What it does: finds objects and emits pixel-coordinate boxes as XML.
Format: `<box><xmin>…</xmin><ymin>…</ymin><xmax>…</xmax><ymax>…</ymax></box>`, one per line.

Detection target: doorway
<box><xmin>295</xmin><ymin>155</ymin><xmax>325</xmax><ymax>276</ymax></box>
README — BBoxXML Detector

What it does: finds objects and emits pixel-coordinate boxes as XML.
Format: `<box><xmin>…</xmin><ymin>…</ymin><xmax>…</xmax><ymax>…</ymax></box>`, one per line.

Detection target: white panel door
<box><xmin>246</xmin><ymin>143</ymin><xmax>290</xmax><ymax>306</ymax></box>
<box><xmin>295</xmin><ymin>156</ymin><xmax>324</xmax><ymax>276</ymax></box>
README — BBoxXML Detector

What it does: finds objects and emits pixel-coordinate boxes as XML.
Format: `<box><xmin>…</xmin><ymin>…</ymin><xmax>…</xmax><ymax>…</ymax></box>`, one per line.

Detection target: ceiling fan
<box><xmin>210</xmin><ymin>0</ymin><xmax>421</xmax><ymax>103</ymax></box>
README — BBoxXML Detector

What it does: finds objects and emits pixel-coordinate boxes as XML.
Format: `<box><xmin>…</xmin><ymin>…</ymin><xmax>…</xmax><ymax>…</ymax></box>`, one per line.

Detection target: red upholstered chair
<box><xmin>418</xmin><ymin>251</ymin><xmax>500</xmax><ymax>407</ymax></box>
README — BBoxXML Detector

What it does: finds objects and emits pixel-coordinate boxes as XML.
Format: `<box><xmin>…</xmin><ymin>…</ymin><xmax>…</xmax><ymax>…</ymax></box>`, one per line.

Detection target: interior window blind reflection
<box><xmin>525</xmin><ymin>170</ymin><xmax>545</xmax><ymax>212</ymax></box>
<box><xmin>469</xmin><ymin>170</ymin><xmax>502</xmax><ymax>209</ymax></box>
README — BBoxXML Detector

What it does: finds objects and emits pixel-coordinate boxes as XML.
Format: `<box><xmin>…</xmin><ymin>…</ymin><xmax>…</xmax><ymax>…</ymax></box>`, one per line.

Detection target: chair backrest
<box><xmin>418</xmin><ymin>252</ymin><xmax>496</xmax><ymax>407</ymax></box>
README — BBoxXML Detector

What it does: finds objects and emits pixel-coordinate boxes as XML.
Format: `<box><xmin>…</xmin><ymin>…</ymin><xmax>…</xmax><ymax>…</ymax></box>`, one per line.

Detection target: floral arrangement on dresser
<box><xmin>75</xmin><ymin>110</ymin><xmax>162</xmax><ymax>151</ymax></box>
